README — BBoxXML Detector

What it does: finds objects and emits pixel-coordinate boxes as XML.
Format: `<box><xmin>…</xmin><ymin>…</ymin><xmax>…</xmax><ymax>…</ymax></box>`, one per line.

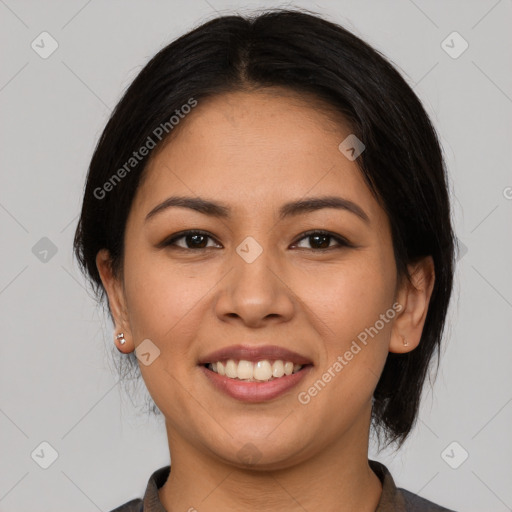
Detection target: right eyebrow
<box><xmin>145</xmin><ymin>196</ymin><xmax>231</xmax><ymax>223</ymax></box>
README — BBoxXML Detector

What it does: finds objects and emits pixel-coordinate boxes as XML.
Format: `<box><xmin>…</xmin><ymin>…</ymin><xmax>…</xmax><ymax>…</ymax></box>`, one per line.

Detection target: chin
<box><xmin>211</xmin><ymin>432</ymin><xmax>312</xmax><ymax>471</ymax></box>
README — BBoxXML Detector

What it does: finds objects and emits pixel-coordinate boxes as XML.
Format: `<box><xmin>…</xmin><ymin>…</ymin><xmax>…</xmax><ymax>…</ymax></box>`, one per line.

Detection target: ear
<box><xmin>390</xmin><ymin>256</ymin><xmax>435</xmax><ymax>354</ymax></box>
<box><xmin>96</xmin><ymin>249</ymin><xmax>133</xmax><ymax>352</ymax></box>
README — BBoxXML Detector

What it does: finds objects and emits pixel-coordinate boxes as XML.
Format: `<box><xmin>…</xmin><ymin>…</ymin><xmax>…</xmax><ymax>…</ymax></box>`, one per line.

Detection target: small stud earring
<box><xmin>116</xmin><ymin>333</ymin><xmax>126</xmax><ymax>345</ymax></box>
<box><xmin>402</xmin><ymin>335</ymin><xmax>409</xmax><ymax>346</ymax></box>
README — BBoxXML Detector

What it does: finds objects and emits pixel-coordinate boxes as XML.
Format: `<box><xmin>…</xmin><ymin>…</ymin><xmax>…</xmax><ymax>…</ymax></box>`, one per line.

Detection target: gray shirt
<box><xmin>109</xmin><ymin>459</ymin><xmax>456</xmax><ymax>511</ymax></box>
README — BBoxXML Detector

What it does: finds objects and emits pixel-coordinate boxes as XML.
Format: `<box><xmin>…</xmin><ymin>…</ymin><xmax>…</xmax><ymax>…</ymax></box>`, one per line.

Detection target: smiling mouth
<box><xmin>203</xmin><ymin>359</ymin><xmax>312</xmax><ymax>382</ymax></box>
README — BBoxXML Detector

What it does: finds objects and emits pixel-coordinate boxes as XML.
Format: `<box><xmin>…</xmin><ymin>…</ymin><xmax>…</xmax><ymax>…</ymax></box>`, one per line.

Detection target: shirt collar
<box><xmin>369</xmin><ymin>459</ymin><xmax>407</xmax><ymax>511</ymax></box>
<box><xmin>141</xmin><ymin>459</ymin><xmax>406</xmax><ymax>511</ymax></box>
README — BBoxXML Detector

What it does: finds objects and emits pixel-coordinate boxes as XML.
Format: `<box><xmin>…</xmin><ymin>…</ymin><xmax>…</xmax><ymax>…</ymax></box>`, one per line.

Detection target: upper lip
<box><xmin>198</xmin><ymin>344</ymin><xmax>313</xmax><ymax>365</ymax></box>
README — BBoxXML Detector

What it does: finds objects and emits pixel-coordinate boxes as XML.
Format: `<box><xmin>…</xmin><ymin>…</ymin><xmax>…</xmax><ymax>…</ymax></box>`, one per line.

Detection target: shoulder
<box><xmin>369</xmin><ymin>459</ymin><xmax>456</xmax><ymax>512</ymax></box>
<box><xmin>108</xmin><ymin>498</ymin><xmax>142</xmax><ymax>512</ymax></box>
<box><xmin>398</xmin><ymin>487</ymin><xmax>457</xmax><ymax>511</ymax></box>
<box><xmin>106</xmin><ymin>465</ymin><xmax>170</xmax><ymax>512</ymax></box>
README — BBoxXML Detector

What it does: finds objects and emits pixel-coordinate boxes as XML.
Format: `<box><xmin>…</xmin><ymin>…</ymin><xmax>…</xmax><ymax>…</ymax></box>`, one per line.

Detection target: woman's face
<box><xmin>98</xmin><ymin>89</ymin><xmax>425</xmax><ymax>468</ymax></box>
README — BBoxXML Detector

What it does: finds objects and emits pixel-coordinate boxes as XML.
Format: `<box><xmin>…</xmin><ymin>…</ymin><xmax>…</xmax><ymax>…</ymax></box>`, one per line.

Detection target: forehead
<box><xmin>132</xmin><ymin>89</ymin><xmax>383</xmax><ymax>224</ymax></box>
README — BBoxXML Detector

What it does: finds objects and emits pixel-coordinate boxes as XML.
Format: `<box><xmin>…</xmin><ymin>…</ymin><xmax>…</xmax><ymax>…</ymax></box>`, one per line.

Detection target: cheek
<box><xmin>122</xmin><ymin>246</ymin><xmax>214</xmax><ymax>345</ymax></box>
<box><xmin>295</xmin><ymin>257</ymin><xmax>396</xmax><ymax>424</ymax></box>
<box><xmin>300</xmin><ymin>252</ymin><xmax>397</xmax><ymax>345</ymax></box>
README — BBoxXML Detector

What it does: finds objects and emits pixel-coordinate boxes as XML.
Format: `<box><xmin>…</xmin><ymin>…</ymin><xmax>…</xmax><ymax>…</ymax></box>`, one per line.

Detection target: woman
<box><xmin>74</xmin><ymin>9</ymin><xmax>456</xmax><ymax>512</ymax></box>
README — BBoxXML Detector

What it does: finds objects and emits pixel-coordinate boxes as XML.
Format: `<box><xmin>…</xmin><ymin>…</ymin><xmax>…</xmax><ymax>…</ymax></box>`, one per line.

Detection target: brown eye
<box><xmin>161</xmin><ymin>230</ymin><xmax>221</xmax><ymax>250</ymax></box>
<box><xmin>293</xmin><ymin>230</ymin><xmax>350</xmax><ymax>250</ymax></box>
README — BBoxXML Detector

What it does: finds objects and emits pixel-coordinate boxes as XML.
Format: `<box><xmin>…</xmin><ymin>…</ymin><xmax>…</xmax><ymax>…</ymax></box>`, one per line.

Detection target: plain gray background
<box><xmin>1</xmin><ymin>1</ymin><xmax>511</xmax><ymax>511</ymax></box>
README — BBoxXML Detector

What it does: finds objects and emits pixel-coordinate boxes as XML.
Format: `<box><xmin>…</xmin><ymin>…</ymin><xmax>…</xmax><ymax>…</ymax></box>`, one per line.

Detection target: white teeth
<box><xmin>207</xmin><ymin>359</ymin><xmax>304</xmax><ymax>381</ymax></box>
<box><xmin>254</xmin><ymin>360</ymin><xmax>272</xmax><ymax>381</ymax></box>
<box><xmin>225</xmin><ymin>360</ymin><xmax>238</xmax><ymax>379</ymax></box>
<box><xmin>272</xmin><ymin>360</ymin><xmax>285</xmax><ymax>378</ymax></box>
<box><xmin>237</xmin><ymin>360</ymin><xmax>253</xmax><ymax>380</ymax></box>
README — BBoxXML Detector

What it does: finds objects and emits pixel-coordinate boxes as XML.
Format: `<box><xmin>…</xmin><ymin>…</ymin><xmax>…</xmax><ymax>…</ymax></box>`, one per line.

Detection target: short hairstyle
<box><xmin>73</xmin><ymin>8</ymin><xmax>455</xmax><ymax>450</ymax></box>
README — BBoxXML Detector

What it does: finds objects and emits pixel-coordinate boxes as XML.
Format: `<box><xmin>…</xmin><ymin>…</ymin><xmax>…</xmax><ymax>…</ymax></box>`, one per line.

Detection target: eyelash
<box><xmin>160</xmin><ymin>229</ymin><xmax>352</xmax><ymax>251</ymax></box>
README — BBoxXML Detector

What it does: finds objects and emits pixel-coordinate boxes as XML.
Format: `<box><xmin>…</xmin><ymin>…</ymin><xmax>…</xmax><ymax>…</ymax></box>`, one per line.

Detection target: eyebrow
<box><xmin>145</xmin><ymin>195</ymin><xmax>370</xmax><ymax>224</ymax></box>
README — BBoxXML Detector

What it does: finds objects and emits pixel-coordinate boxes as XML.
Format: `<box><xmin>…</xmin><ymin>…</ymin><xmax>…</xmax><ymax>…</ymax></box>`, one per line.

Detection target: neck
<box><xmin>158</xmin><ymin>410</ymin><xmax>382</xmax><ymax>512</ymax></box>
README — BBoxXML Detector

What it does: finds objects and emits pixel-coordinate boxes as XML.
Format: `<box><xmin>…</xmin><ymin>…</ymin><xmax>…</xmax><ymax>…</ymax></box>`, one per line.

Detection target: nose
<box><xmin>214</xmin><ymin>242</ymin><xmax>296</xmax><ymax>328</ymax></box>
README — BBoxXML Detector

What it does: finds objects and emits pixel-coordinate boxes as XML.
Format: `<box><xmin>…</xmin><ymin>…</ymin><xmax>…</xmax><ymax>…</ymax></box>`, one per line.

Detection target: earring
<box><xmin>402</xmin><ymin>335</ymin><xmax>409</xmax><ymax>346</ymax></box>
<box><xmin>116</xmin><ymin>332</ymin><xmax>126</xmax><ymax>345</ymax></box>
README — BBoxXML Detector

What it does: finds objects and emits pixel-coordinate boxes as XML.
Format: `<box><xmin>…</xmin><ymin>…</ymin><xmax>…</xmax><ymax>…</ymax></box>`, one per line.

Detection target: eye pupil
<box><xmin>188</xmin><ymin>234</ymin><xmax>207</xmax><ymax>248</ymax></box>
<box><xmin>311</xmin><ymin>234</ymin><xmax>330</xmax><ymax>249</ymax></box>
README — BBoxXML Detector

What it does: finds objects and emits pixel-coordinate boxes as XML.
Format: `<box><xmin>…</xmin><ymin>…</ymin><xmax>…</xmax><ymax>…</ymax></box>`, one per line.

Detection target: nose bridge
<box><xmin>234</xmin><ymin>235</ymin><xmax>276</xmax><ymax>290</ymax></box>
<box><xmin>214</xmin><ymin>232</ymin><xmax>295</xmax><ymax>325</ymax></box>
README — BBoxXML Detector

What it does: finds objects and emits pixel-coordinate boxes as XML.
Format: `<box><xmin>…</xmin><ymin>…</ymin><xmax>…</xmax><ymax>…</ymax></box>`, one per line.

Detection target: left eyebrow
<box><xmin>278</xmin><ymin>196</ymin><xmax>370</xmax><ymax>223</ymax></box>
<box><xmin>144</xmin><ymin>195</ymin><xmax>370</xmax><ymax>224</ymax></box>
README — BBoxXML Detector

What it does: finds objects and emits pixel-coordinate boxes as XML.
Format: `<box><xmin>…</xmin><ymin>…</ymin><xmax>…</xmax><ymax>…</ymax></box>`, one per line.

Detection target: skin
<box><xmin>97</xmin><ymin>89</ymin><xmax>435</xmax><ymax>512</ymax></box>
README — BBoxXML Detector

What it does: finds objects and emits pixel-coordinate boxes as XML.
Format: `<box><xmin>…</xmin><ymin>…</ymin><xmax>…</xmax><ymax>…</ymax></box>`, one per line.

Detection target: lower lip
<box><xmin>200</xmin><ymin>365</ymin><xmax>312</xmax><ymax>403</ymax></box>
